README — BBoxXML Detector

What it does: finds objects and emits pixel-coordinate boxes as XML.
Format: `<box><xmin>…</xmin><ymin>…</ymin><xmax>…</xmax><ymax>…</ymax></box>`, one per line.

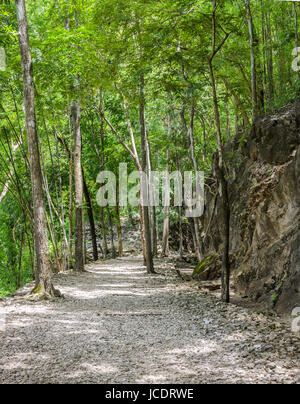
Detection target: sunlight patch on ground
<box><xmin>2</xmin><ymin>353</ymin><xmax>51</xmax><ymax>370</ymax></box>
<box><xmin>59</xmin><ymin>286</ymin><xmax>150</xmax><ymax>299</ymax></box>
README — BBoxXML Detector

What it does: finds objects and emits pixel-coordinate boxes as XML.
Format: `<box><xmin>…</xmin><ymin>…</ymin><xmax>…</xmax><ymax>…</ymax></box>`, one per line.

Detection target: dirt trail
<box><xmin>0</xmin><ymin>257</ymin><xmax>299</xmax><ymax>384</ymax></box>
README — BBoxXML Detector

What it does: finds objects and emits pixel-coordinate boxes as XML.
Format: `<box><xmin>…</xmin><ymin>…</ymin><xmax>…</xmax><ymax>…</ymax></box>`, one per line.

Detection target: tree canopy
<box><xmin>0</xmin><ymin>0</ymin><xmax>300</xmax><ymax>298</ymax></box>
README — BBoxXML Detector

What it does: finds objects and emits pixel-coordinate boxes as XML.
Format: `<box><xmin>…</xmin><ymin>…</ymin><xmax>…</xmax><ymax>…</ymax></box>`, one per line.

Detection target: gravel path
<box><xmin>0</xmin><ymin>257</ymin><xmax>299</xmax><ymax>384</ymax></box>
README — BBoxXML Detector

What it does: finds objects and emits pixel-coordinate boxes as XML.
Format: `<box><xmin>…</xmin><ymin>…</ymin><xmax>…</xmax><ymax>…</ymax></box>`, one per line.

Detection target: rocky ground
<box><xmin>0</xmin><ymin>256</ymin><xmax>299</xmax><ymax>384</ymax></box>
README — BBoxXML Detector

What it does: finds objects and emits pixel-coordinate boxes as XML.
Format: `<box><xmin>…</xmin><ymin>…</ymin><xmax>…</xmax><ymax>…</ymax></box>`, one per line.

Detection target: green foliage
<box><xmin>192</xmin><ymin>255</ymin><xmax>218</xmax><ymax>279</ymax></box>
<box><xmin>0</xmin><ymin>0</ymin><xmax>299</xmax><ymax>295</ymax></box>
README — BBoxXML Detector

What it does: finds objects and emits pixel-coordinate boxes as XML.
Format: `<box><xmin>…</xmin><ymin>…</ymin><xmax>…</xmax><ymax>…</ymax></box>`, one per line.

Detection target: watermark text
<box><xmin>0</xmin><ymin>47</ymin><xmax>6</xmax><ymax>71</ymax></box>
<box><xmin>96</xmin><ymin>164</ymin><xmax>204</xmax><ymax>218</ymax></box>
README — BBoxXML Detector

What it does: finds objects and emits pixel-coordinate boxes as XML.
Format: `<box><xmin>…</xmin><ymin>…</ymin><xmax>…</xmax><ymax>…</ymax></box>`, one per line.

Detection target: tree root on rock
<box><xmin>27</xmin><ymin>282</ymin><xmax>63</xmax><ymax>301</ymax></box>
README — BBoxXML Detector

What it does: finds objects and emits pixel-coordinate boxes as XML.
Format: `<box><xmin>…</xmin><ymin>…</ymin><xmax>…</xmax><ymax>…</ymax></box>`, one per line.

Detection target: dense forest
<box><xmin>0</xmin><ymin>0</ymin><xmax>299</xmax><ymax>386</ymax></box>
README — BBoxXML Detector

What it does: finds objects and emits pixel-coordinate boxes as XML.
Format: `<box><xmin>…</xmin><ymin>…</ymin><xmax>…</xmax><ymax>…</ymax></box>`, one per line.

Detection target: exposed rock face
<box><xmin>201</xmin><ymin>102</ymin><xmax>300</xmax><ymax>313</ymax></box>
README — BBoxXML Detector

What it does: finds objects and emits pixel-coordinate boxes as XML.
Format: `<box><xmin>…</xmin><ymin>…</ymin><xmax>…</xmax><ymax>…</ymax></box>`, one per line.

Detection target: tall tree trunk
<box><xmin>209</xmin><ymin>62</ymin><xmax>231</xmax><ymax>302</ymax></box>
<box><xmin>114</xmin><ymin>87</ymin><xmax>147</xmax><ymax>264</ymax></box>
<box><xmin>145</xmin><ymin>136</ymin><xmax>157</xmax><ymax>257</ymax></box>
<box><xmin>107</xmin><ymin>208</ymin><xmax>116</xmax><ymax>259</ymax></box>
<box><xmin>16</xmin><ymin>231</ymin><xmax>24</xmax><ymax>288</ymax></box>
<box><xmin>208</xmin><ymin>0</ymin><xmax>231</xmax><ymax>303</ymax></box>
<box><xmin>266</xmin><ymin>10</ymin><xmax>274</xmax><ymax>106</ymax></box>
<box><xmin>99</xmin><ymin>91</ymin><xmax>108</xmax><ymax>258</ymax></box>
<box><xmin>83</xmin><ymin>208</ymin><xmax>87</xmax><ymax>264</ymax></box>
<box><xmin>71</xmin><ymin>101</ymin><xmax>84</xmax><ymax>271</ymax></box>
<box><xmin>127</xmin><ymin>204</ymin><xmax>135</xmax><ymax>227</ymax></box>
<box><xmin>40</xmin><ymin>154</ymin><xmax>61</xmax><ymax>274</ymax></box>
<box><xmin>15</xmin><ymin>0</ymin><xmax>55</xmax><ymax>297</ymax></box>
<box><xmin>178</xmin><ymin>206</ymin><xmax>184</xmax><ymax>258</ymax></box>
<box><xmin>115</xmin><ymin>187</ymin><xmax>123</xmax><ymax>257</ymax></box>
<box><xmin>68</xmin><ymin>122</ymin><xmax>74</xmax><ymax>268</ymax></box>
<box><xmin>189</xmin><ymin>101</ymin><xmax>202</xmax><ymax>263</ymax></box>
<box><xmin>293</xmin><ymin>3</ymin><xmax>299</xmax><ymax>50</ymax></box>
<box><xmin>162</xmin><ymin>118</ymin><xmax>170</xmax><ymax>257</ymax></box>
<box><xmin>24</xmin><ymin>222</ymin><xmax>35</xmax><ymax>279</ymax></box>
<box><xmin>152</xmin><ymin>206</ymin><xmax>158</xmax><ymax>257</ymax></box>
<box><xmin>82</xmin><ymin>168</ymin><xmax>98</xmax><ymax>261</ymax></box>
<box><xmin>237</xmin><ymin>63</ymin><xmax>252</xmax><ymax>95</ymax></box>
<box><xmin>65</xmin><ymin>4</ymin><xmax>84</xmax><ymax>271</ymax></box>
<box><xmin>244</xmin><ymin>0</ymin><xmax>259</xmax><ymax>120</ymax></box>
<box><xmin>53</xmin><ymin>127</ymin><xmax>69</xmax><ymax>270</ymax></box>
<box><xmin>40</xmin><ymin>116</ymin><xmax>63</xmax><ymax>271</ymax></box>
<box><xmin>100</xmin><ymin>206</ymin><xmax>108</xmax><ymax>258</ymax></box>
<box><xmin>292</xmin><ymin>3</ymin><xmax>300</xmax><ymax>81</ymax></box>
<box><xmin>175</xmin><ymin>149</ymin><xmax>184</xmax><ymax>258</ymax></box>
<box><xmin>223</xmin><ymin>78</ymin><xmax>251</xmax><ymax>127</ymax></box>
<box><xmin>162</xmin><ymin>204</ymin><xmax>170</xmax><ymax>257</ymax></box>
<box><xmin>180</xmin><ymin>98</ymin><xmax>202</xmax><ymax>263</ymax></box>
<box><xmin>225</xmin><ymin>102</ymin><xmax>231</xmax><ymax>138</ymax></box>
<box><xmin>260</xmin><ymin>2</ymin><xmax>267</xmax><ymax>107</ymax></box>
<box><xmin>139</xmin><ymin>75</ymin><xmax>154</xmax><ymax>274</ymax></box>
<box><xmin>139</xmin><ymin>204</ymin><xmax>147</xmax><ymax>266</ymax></box>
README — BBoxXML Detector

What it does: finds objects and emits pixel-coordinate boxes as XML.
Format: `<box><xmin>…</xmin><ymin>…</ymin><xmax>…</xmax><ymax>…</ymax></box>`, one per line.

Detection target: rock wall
<box><xmin>201</xmin><ymin>102</ymin><xmax>300</xmax><ymax>313</ymax></box>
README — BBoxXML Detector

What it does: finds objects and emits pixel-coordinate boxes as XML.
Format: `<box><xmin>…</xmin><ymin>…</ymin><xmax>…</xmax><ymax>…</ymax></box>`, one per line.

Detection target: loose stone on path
<box><xmin>0</xmin><ymin>257</ymin><xmax>299</xmax><ymax>384</ymax></box>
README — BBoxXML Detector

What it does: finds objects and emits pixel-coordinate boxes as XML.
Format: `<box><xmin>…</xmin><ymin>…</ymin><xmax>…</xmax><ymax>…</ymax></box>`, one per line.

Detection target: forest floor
<box><xmin>0</xmin><ymin>256</ymin><xmax>299</xmax><ymax>384</ymax></box>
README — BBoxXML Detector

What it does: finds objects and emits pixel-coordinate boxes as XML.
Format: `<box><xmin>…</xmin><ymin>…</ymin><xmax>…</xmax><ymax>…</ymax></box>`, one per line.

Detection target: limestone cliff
<box><xmin>201</xmin><ymin>102</ymin><xmax>300</xmax><ymax>313</ymax></box>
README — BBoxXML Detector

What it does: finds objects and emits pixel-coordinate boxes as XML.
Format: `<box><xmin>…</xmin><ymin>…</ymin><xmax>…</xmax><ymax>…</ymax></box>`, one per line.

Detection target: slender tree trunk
<box><xmin>225</xmin><ymin>102</ymin><xmax>231</xmax><ymax>138</ymax></box>
<box><xmin>114</xmin><ymin>87</ymin><xmax>147</xmax><ymax>265</ymax></box>
<box><xmin>15</xmin><ymin>0</ymin><xmax>55</xmax><ymax>298</ymax></box>
<box><xmin>82</xmin><ymin>168</ymin><xmax>98</xmax><ymax>261</ymax></box>
<box><xmin>64</xmin><ymin>4</ymin><xmax>74</xmax><ymax>269</ymax></box>
<box><xmin>65</xmin><ymin>4</ymin><xmax>84</xmax><ymax>271</ymax></box>
<box><xmin>199</xmin><ymin>116</ymin><xmax>207</xmax><ymax>162</ymax></box>
<box><xmin>39</xmin><ymin>141</ymin><xmax>61</xmax><ymax>273</ymax></box>
<box><xmin>115</xmin><ymin>188</ymin><xmax>123</xmax><ymax>257</ymax></box>
<box><xmin>208</xmin><ymin>64</ymin><xmax>230</xmax><ymax>303</ymax></box>
<box><xmin>189</xmin><ymin>102</ymin><xmax>202</xmax><ymax>263</ymax></box>
<box><xmin>145</xmin><ymin>137</ymin><xmax>157</xmax><ymax>257</ymax></box>
<box><xmin>180</xmin><ymin>98</ymin><xmax>202</xmax><ymax>263</ymax></box>
<box><xmin>178</xmin><ymin>206</ymin><xmax>184</xmax><ymax>258</ymax></box>
<box><xmin>162</xmin><ymin>205</ymin><xmax>170</xmax><ymax>257</ymax></box>
<box><xmin>152</xmin><ymin>206</ymin><xmax>158</xmax><ymax>257</ymax></box>
<box><xmin>107</xmin><ymin>208</ymin><xmax>116</xmax><ymax>258</ymax></box>
<box><xmin>293</xmin><ymin>3</ymin><xmax>299</xmax><ymax>50</ymax></box>
<box><xmin>209</xmin><ymin>63</ymin><xmax>231</xmax><ymax>303</ymax></box>
<box><xmin>99</xmin><ymin>91</ymin><xmax>108</xmax><ymax>258</ymax></box>
<box><xmin>208</xmin><ymin>1</ymin><xmax>231</xmax><ymax>303</ymax></box>
<box><xmin>162</xmin><ymin>123</ymin><xmax>170</xmax><ymax>257</ymax></box>
<box><xmin>266</xmin><ymin>10</ymin><xmax>274</xmax><ymax>106</ymax></box>
<box><xmin>68</xmin><ymin>129</ymin><xmax>74</xmax><ymax>268</ymax></box>
<box><xmin>293</xmin><ymin>3</ymin><xmax>299</xmax><ymax>51</ymax></box>
<box><xmin>100</xmin><ymin>206</ymin><xmax>108</xmax><ymax>258</ymax></box>
<box><xmin>260</xmin><ymin>1</ymin><xmax>267</xmax><ymax>109</ymax></box>
<box><xmin>40</xmin><ymin>116</ymin><xmax>64</xmax><ymax>272</ymax></box>
<box><xmin>17</xmin><ymin>231</ymin><xmax>23</xmax><ymax>288</ymax></box>
<box><xmin>244</xmin><ymin>0</ymin><xmax>259</xmax><ymax>119</ymax></box>
<box><xmin>25</xmin><ymin>222</ymin><xmax>35</xmax><ymax>278</ymax></box>
<box><xmin>292</xmin><ymin>3</ymin><xmax>300</xmax><ymax>81</ymax></box>
<box><xmin>71</xmin><ymin>101</ymin><xmax>84</xmax><ymax>271</ymax></box>
<box><xmin>175</xmin><ymin>149</ymin><xmax>184</xmax><ymax>258</ymax></box>
<box><xmin>83</xmin><ymin>209</ymin><xmax>87</xmax><ymax>264</ymax></box>
<box><xmin>237</xmin><ymin>63</ymin><xmax>252</xmax><ymax>95</ymax></box>
<box><xmin>37</xmin><ymin>115</ymin><xmax>69</xmax><ymax>271</ymax></box>
<box><xmin>53</xmin><ymin>127</ymin><xmax>69</xmax><ymax>270</ymax></box>
<box><xmin>128</xmin><ymin>204</ymin><xmax>135</xmax><ymax>227</ymax></box>
<box><xmin>139</xmin><ymin>203</ymin><xmax>147</xmax><ymax>266</ymax></box>
<box><xmin>223</xmin><ymin>78</ymin><xmax>251</xmax><ymax>127</ymax></box>
<box><xmin>139</xmin><ymin>75</ymin><xmax>154</xmax><ymax>274</ymax></box>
